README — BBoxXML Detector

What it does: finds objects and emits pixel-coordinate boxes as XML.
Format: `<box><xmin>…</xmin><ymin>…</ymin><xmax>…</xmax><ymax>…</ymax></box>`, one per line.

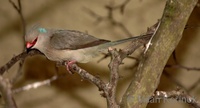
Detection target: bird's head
<box><xmin>25</xmin><ymin>27</ymin><xmax>47</xmax><ymax>51</ymax></box>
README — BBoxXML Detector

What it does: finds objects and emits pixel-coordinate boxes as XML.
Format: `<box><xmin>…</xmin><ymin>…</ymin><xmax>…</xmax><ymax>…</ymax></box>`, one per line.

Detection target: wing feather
<box><xmin>50</xmin><ymin>30</ymin><xmax>110</xmax><ymax>50</ymax></box>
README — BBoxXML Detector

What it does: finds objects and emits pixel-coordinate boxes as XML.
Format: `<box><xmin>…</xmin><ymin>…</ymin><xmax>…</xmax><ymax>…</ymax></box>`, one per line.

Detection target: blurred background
<box><xmin>0</xmin><ymin>0</ymin><xmax>200</xmax><ymax>108</ymax></box>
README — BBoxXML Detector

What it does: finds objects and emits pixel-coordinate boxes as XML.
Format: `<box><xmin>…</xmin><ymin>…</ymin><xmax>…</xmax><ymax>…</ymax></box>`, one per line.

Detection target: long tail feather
<box><xmin>99</xmin><ymin>33</ymin><xmax>152</xmax><ymax>48</ymax></box>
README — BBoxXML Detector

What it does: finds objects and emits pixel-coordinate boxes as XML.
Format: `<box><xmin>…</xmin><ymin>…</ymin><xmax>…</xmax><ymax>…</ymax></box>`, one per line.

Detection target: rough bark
<box><xmin>120</xmin><ymin>0</ymin><xmax>198</xmax><ymax>108</ymax></box>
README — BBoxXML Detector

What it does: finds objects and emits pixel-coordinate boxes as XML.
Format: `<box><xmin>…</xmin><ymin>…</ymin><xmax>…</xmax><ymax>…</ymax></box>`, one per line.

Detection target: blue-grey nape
<box><xmin>38</xmin><ymin>28</ymin><xmax>47</xmax><ymax>33</ymax></box>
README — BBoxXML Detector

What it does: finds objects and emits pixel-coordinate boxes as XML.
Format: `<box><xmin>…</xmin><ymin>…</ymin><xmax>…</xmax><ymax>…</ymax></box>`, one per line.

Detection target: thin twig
<box><xmin>8</xmin><ymin>0</ymin><xmax>19</xmax><ymax>11</ymax></box>
<box><xmin>105</xmin><ymin>0</ymin><xmax>131</xmax><ymax>14</ymax></box>
<box><xmin>0</xmin><ymin>76</ymin><xmax>17</xmax><ymax>108</ymax></box>
<box><xmin>97</xmin><ymin>53</ymin><xmax>139</xmax><ymax>63</ymax></box>
<box><xmin>67</xmin><ymin>62</ymin><xmax>120</xmax><ymax>108</ymax></box>
<box><xmin>97</xmin><ymin>53</ymin><xmax>111</xmax><ymax>63</ymax></box>
<box><xmin>152</xmin><ymin>90</ymin><xmax>200</xmax><ymax>108</ymax></box>
<box><xmin>107</xmin><ymin>48</ymin><xmax>121</xmax><ymax>108</ymax></box>
<box><xmin>9</xmin><ymin>0</ymin><xmax>26</xmax><ymax>47</ymax></box>
<box><xmin>165</xmin><ymin>64</ymin><xmax>200</xmax><ymax>71</ymax></box>
<box><xmin>0</xmin><ymin>50</ymin><xmax>41</xmax><ymax>75</ymax></box>
<box><xmin>83</xmin><ymin>1</ymin><xmax>132</xmax><ymax>37</ymax></box>
<box><xmin>8</xmin><ymin>0</ymin><xmax>27</xmax><ymax>84</ymax></box>
<box><xmin>13</xmin><ymin>75</ymin><xmax>58</xmax><ymax>93</ymax></box>
<box><xmin>70</xmin><ymin>64</ymin><xmax>107</xmax><ymax>94</ymax></box>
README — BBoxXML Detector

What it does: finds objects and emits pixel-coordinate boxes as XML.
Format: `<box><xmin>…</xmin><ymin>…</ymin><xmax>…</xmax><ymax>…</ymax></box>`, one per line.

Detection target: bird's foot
<box><xmin>65</xmin><ymin>60</ymin><xmax>76</xmax><ymax>74</ymax></box>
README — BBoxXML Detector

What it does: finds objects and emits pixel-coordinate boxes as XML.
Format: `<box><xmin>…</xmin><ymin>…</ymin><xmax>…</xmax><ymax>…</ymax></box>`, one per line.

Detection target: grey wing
<box><xmin>50</xmin><ymin>30</ymin><xmax>110</xmax><ymax>50</ymax></box>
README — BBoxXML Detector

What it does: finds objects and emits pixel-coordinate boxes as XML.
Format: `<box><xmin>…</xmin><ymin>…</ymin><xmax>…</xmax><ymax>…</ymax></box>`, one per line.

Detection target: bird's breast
<box><xmin>44</xmin><ymin>47</ymin><xmax>98</xmax><ymax>63</ymax></box>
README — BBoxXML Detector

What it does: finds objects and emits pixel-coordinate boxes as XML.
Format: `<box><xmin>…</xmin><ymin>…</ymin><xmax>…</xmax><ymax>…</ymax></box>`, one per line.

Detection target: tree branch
<box><xmin>120</xmin><ymin>0</ymin><xmax>198</xmax><ymax>107</ymax></box>
<box><xmin>70</xmin><ymin>64</ymin><xmax>107</xmax><ymax>94</ymax></box>
<box><xmin>106</xmin><ymin>48</ymin><xmax>121</xmax><ymax>108</ymax></box>
<box><xmin>8</xmin><ymin>0</ymin><xmax>27</xmax><ymax>84</ymax></box>
<box><xmin>9</xmin><ymin>0</ymin><xmax>26</xmax><ymax>41</ymax></box>
<box><xmin>105</xmin><ymin>36</ymin><xmax>150</xmax><ymax>108</ymax></box>
<box><xmin>0</xmin><ymin>76</ymin><xmax>17</xmax><ymax>108</ymax></box>
<box><xmin>152</xmin><ymin>90</ymin><xmax>200</xmax><ymax>108</ymax></box>
<box><xmin>83</xmin><ymin>0</ymin><xmax>132</xmax><ymax>37</ymax></box>
<box><xmin>69</xmin><ymin>34</ymin><xmax>150</xmax><ymax>108</ymax></box>
<box><xmin>13</xmin><ymin>75</ymin><xmax>58</xmax><ymax>93</ymax></box>
<box><xmin>165</xmin><ymin>64</ymin><xmax>200</xmax><ymax>71</ymax></box>
<box><xmin>0</xmin><ymin>50</ymin><xmax>41</xmax><ymax>75</ymax></box>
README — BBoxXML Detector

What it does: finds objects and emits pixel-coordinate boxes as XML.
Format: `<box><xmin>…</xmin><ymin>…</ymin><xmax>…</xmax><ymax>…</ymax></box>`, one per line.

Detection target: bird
<box><xmin>25</xmin><ymin>26</ymin><xmax>151</xmax><ymax>72</ymax></box>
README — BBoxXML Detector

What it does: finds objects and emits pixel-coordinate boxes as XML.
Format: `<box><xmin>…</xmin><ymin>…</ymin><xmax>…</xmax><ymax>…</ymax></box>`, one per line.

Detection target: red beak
<box><xmin>26</xmin><ymin>38</ymin><xmax>38</xmax><ymax>49</ymax></box>
<box><xmin>26</xmin><ymin>42</ymin><xmax>33</xmax><ymax>49</ymax></box>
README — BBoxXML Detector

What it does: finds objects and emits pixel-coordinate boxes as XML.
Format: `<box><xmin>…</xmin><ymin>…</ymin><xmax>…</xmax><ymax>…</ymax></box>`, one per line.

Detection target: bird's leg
<box><xmin>65</xmin><ymin>60</ymin><xmax>76</xmax><ymax>74</ymax></box>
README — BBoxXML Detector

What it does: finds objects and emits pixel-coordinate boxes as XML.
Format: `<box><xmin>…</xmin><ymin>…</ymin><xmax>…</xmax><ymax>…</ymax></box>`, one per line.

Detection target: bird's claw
<box><xmin>65</xmin><ymin>60</ymin><xmax>76</xmax><ymax>74</ymax></box>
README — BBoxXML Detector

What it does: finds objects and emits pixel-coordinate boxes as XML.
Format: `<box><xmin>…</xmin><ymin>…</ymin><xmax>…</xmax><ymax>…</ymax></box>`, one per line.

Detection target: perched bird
<box><xmin>25</xmin><ymin>27</ymin><xmax>151</xmax><ymax>72</ymax></box>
